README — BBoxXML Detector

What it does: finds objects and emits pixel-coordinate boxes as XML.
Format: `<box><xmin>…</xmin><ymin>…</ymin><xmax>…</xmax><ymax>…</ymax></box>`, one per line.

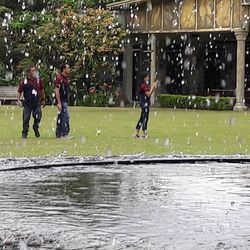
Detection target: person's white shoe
<box><xmin>61</xmin><ymin>135</ymin><xmax>73</xmax><ymax>139</ymax></box>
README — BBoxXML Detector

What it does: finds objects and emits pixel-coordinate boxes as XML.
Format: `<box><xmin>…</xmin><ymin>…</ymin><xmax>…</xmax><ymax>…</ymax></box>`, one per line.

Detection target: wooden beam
<box><xmin>132</xmin><ymin>28</ymin><xmax>233</xmax><ymax>34</ymax></box>
<box><xmin>107</xmin><ymin>0</ymin><xmax>148</xmax><ymax>9</ymax></box>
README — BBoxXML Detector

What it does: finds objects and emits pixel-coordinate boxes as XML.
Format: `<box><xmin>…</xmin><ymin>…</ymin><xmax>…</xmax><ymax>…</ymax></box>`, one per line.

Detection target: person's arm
<box><xmin>40</xmin><ymin>79</ymin><xmax>46</xmax><ymax>107</ymax></box>
<box><xmin>41</xmin><ymin>88</ymin><xmax>46</xmax><ymax>107</ymax></box>
<box><xmin>55</xmin><ymin>86</ymin><xmax>61</xmax><ymax>111</ymax></box>
<box><xmin>17</xmin><ymin>92</ymin><xmax>22</xmax><ymax>106</ymax></box>
<box><xmin>145</xmin><ymin>80</ymin><xmax>158</xmax><ymax>97</ymax></box>
<box><xmin>55</xmin><ymin>76</ymin><xmax>62</xmax><ymax>111</ymax></box>
<box><xmin>17</xmin><ymin>81</ymin><xmax>23</xmax><ymax>106</ymax></box>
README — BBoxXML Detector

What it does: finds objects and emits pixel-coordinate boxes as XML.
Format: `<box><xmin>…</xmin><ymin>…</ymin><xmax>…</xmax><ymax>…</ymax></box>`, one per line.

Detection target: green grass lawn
<box><xmin>1</xmin><ymin>105</ymin><xmax>250</xmax><ymax>157</ymax></box>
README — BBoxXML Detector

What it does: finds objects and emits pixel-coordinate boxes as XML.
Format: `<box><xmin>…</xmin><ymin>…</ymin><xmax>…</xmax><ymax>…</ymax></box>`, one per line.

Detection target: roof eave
<box><xmin>107</xmin><ymin>0</ymin><xmax>147</xmax><ymax>9</ymax></box>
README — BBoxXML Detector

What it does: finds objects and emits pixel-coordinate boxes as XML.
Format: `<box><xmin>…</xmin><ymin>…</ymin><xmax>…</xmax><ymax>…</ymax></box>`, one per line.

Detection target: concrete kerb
<box><xmin>0</xmin><ymin>155</ymin><xmax>250</xmax><ymax>172</ymax></box>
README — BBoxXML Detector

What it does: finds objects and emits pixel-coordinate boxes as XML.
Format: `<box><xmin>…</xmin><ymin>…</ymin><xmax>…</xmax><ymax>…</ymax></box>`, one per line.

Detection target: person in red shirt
<box><xmin>17</xmin><ymin>66</ymin><xmax>45</xmax><ymax>139</ymax></box>
<box><xmin>55</xmin><ymin>64</ymin><xmax>73</xmax><ymax>139</ymax></box>
<box><xmin>134</xmin><ymin>73</ymin><xmax>158</xmax><ymax>138</ymax></box>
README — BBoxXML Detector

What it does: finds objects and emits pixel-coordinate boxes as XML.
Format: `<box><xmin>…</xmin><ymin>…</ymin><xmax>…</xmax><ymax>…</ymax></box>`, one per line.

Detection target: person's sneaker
<box><xmin>60</xmin><ymin>135</ymin><xmax>73</xmax><ymax>139</ymax></box>
<box><xmin>34</xmin><ymin>129</ymin><xmax>40</xmax><ymax>138</ymax></box>
<box><xmin>133</xmin><ymin>134</ymin><xmax>140</xmax><ymax>138</ymax></box>
<box><xmin>22</xmin><ymin>133</ymin><xmax>27</xmax><ymax>139</ymax></box>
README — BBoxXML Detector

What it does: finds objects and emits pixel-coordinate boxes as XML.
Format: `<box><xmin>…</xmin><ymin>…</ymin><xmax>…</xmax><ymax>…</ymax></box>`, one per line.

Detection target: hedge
<box><xmin>158</xmin><ymin>94</ymin><xmax>236</xmax><ymax>111</ymax></box>
<box><xmin>80</xmin><ymin>93</ymin><xmax>109</xmax><ymax>107</ymax></box>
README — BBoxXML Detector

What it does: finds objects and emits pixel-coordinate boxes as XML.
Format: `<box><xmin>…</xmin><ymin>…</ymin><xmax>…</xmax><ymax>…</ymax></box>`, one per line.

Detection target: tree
<box><xmin>0</xmin><ymin>0</ymin><xmax>126</xmax><ymax>105</ymax></box>
<box><xmin>29</xmin><ymin>4</ymin><xmax>126</xmax><ymax>103</ymax></box>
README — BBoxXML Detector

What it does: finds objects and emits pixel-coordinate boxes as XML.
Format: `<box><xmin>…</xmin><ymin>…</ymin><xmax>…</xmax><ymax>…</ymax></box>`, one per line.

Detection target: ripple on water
<box><xmin>0</xmin><ymin>163</ymin><xmax>250</xmax><ymax>249</ymax></box>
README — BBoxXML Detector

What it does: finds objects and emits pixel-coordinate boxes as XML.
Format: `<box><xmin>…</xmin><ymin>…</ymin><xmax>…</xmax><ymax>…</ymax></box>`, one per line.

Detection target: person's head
<box><xmin>60</xmin><ymin>64</ymin><xmax>70</xmax><ymax>76</ymax></box>
<box><xmin>27</xmin><ymin>66</ymin><xmax>37</xmax><ymax>79</ymax></box>
<box><xmin>142</xmin><ymin>73</ymin><xmax>150</xmax><ymax>83</ymax></box>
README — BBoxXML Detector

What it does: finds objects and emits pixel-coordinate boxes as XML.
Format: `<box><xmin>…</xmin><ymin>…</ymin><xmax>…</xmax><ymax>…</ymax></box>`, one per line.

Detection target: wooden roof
<box><xmin>107</xmin><ymin>0</ymin><xmax>147</xmax><ymax>9</ymax></box>
<box><xmin>108</xmin><ymin>0</ymin><xmax>250</xmax><ymax>33</ymax></box>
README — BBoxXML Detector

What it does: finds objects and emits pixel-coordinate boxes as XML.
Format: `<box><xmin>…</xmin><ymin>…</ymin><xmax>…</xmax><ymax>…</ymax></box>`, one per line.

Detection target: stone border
<box><xmin>0</xmin><ymin>155</ymin><xmax>250</xmax><ymax>172</ymax></box>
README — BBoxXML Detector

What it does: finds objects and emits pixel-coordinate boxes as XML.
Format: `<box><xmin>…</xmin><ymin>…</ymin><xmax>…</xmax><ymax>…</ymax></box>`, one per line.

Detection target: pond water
<box><xmin>0</xmin><ymin>163</ymin><xmax>250</xmax><ymax>249</ymax></box>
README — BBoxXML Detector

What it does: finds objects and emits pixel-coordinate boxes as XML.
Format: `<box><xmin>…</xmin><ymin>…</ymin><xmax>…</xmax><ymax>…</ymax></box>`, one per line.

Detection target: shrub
<box><xmin>81</xmin><ymin>93</ymin><xmax>109</xmax><ymax>107</ymax></box>
<box><xmin>158</xmin><ymin>94</ymin><xmax>236</xmax><ymax>111</ymax></box>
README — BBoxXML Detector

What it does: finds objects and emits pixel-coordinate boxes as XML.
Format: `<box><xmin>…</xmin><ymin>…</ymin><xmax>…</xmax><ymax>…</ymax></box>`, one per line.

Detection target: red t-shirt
<box><xmin>18</xmin><ymin>77</ymin><xmax>43</xmax><ymax>94</ymax></box>
<box><xmin>55</xmin><ymin>73</ymin><xmax>69</xmax><ymax>103</ymax></box>
<box><xmin>139</xmin><ymin>81</ymin><xmax>150</xmax><ymax>107</ymax></box>
<box><xmin>18</xmin><ymin>77</ymin><xmax>44</xmax><ymax>105</ymax></box>
<box><xmin>140</xmin><ymin>82</ymin><xmax>150</xmax><ymax>93</ymax></box>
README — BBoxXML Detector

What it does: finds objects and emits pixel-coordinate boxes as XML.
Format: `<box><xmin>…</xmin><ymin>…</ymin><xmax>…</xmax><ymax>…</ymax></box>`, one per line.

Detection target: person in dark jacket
<box><xmin>17</xmin><ymin>66</ymin><xmax>45</xmax><ymax>139</ymax></box>
<box><xmin>55</xmin><ymin>63</ymin><xmax>73</xmax><ymax>139</ymax></box>
<box><xmin>134</xmin><ymin>73</ymin><xmax>158</xmax><ymax>138</ymax></box>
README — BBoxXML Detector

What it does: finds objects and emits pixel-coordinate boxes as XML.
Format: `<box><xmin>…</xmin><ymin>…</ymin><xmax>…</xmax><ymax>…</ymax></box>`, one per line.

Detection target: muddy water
<box><xmin>0</xmin><ymin>163</ymin><xmax>250</xmax><ymax>249</ymax></box>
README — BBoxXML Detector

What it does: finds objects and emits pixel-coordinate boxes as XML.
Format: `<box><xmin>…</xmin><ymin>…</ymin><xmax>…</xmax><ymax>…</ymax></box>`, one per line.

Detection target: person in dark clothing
<box><xmin>55</xmin><ymin>63</ymin><xmax>73</xmax><ymax>139</ymax></box>
<box><xmin>134</xmin><ymin>73</ymin><xmax>158</xmax><ymax>138</ymax></box>
<box><xmin>17</xmin><ymin>66</ymin><xmax>45</xmax><ymax>139</ymax></box>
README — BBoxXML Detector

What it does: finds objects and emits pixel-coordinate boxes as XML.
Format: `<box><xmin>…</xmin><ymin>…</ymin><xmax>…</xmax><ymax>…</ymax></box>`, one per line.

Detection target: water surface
<box><xmin>0</xmin><ymin>163</ymin><xmax>250</xmax><ymax>249</ymax></box>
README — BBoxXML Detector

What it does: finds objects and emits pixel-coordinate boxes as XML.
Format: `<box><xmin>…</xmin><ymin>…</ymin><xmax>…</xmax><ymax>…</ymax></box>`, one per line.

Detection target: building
<box><xmin>107</xmin><ymin>0</ymin><xmax>250</xmax><ymax>110</ymax></box>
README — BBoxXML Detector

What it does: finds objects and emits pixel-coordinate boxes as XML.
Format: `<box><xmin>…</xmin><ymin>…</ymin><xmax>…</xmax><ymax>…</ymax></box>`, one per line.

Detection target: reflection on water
<box><xmin>0</xmin><ymin>163</ymin><xmax>250</xmax><ymax>249</ymax></box>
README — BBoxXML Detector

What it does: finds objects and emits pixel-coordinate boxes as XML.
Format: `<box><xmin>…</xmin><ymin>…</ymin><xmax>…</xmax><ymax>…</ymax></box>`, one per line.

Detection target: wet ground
<box><xmin>0</xmin><ymin>162</ymin><xmax>250</xmax><ymax>249</ymax></box>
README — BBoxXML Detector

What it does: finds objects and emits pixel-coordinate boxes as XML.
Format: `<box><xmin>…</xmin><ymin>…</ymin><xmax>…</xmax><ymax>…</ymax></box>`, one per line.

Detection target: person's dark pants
<box><xmin>22</xmin><ymin>104</ymin><xmax>42</xmax><ymax>137</ymax></box>
<box><xmin>136</xmin><ymin>107</ymin><xmax>149</xmax><ymax>132</ymax></box>
<box><xmin>56</xmin><ymin>102</ymin><xmax>70</xmax><ymax>138</ymax></box>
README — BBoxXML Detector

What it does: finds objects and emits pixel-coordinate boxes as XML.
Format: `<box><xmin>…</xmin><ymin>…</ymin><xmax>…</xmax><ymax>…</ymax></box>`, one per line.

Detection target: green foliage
<box><xmin>0</xmin><ymin>62</ymin><xmax>5</xmax><ymax>78</ymax></box>
<box><xmin>0</xmin><ymin>62</ymin><xmax>18</xmax><ymax>86</ymax></box>
<box><xmin>45</xmin><ymin>0</ymin><xmax>114</xmax><ymax>9</ymax></box>
<box><xmin>0</xmin><ymin>62</ymin><xmax>8</xmax><ymax>85</ymax></box>
<box><xmin>29</xmin><ymin>5</ymin><xmax>126</xmax><ymax>103</ymax></box>
<box><xmin>46</xmin><ymin>0</ymin><xmax>78</xmax><ymax>10</ymax></box>
<box><xmin>158</xmin><ymin>94</ymin><xmax>236</xmax><ymax>111</ymax></box>
<box><xmin>10</xmin><ymin>11</ymin><xmax>36</xmax><ymax>30</ymax></box>
<box><xmin>82</xmin><ymin>93</ymin><xmax>109</xmax><ymax>107</ymax></box>
<box><xmin>37</xmin><ymin>63</ymin><xmax>56</xmax><ymax>102</ymax></box>
<box><xmin>0</xmin><ymin>5</ymin><xmax>10</xmax><ymax>17</ymax></box>
<box><xmin>0</xmin><ymin>1</ymin><xmax>21</xmax><ymax>10</ymax></box>
<box><xmin>0</xmin><ymin>27</ymin><xmax>6</xmax><ymax>62</ymax></box>
<box><xmin>0</xmin><ymin>1</ymin><xmax>126</xmax><ymax>102</ymax></box>
<box><xmin>32</xmin><ymin>5</ymin><xmax>125</xmax><ymax>66</ymax></box>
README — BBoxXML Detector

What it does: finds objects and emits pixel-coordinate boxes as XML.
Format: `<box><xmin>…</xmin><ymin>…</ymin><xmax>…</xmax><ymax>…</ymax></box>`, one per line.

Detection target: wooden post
<box><xmin>150</xmin><ymin>34</ymin><xmax>156</xmax><ymax>105</ymax></box>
